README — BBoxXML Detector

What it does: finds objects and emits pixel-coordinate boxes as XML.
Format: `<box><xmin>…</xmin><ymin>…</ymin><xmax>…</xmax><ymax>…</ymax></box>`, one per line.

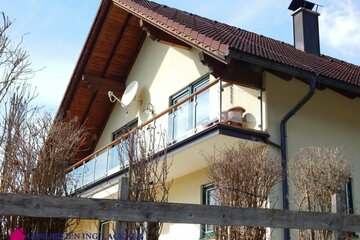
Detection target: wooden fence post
<box><xmin>115</xmin><ymin>176</ymin><xmax>129</xmax><ymax>234</ymax></box>
<box><xmin>332</xmin><ymin>193</ymin><xmax>343</xmax><ymax>240</ymax></box>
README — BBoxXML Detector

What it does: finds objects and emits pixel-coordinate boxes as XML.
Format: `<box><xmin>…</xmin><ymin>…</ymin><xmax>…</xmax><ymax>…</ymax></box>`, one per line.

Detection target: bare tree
<box><xmin>205</xmin><ymin>142</ymin><xmax>282</xmax><ymax>240</ymax></box>
<box><xmin>0</xmin><ymin>11</ymin><xmax>87</xmax><ymax>238</ymax></box>
<box><xmin>117</xmin><ymin>123</ymin><xmax>172</xmax><ymax>240</ymax></box>
<box><xmin>0</xmin><ymin>85</ymin><xmax>87</xmax><ymax>237</ymax></box>
<box><xmin>289</xmin><ymin>147</ymin><xmax>352</xmax><ymax>240</ymax></box>
<box><xmin>0</xmin><ymin>12</ymin><xmax>33</xmax><ymax>102</ymax></box>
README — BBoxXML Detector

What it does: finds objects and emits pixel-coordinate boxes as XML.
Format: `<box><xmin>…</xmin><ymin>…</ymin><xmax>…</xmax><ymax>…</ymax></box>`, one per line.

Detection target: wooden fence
<box><xmin>0</xmin><ymin>193</ymin><xmax>359</xmax><ymax>234</ymax></box>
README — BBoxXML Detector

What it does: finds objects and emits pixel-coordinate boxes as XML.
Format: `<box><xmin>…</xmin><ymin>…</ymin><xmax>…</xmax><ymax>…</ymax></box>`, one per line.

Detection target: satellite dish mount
<box><xmin>108</xmin><ymin>81</ymin><xmax>140</xmax><ymax>107</ymax></box>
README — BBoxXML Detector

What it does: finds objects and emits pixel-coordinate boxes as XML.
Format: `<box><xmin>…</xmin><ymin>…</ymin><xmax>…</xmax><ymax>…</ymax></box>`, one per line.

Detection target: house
<box><xmin>57</xmin><ymin>0</ymin><xmax>360</xmax><ymax>239</ymax></box>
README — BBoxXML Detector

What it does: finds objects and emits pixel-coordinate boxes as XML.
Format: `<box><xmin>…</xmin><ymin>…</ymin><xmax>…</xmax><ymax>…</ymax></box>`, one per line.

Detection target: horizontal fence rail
<box><xmin>0</xmin><ymin>193</ymin><xmax>359</xmax><ymax>232</ymax></box>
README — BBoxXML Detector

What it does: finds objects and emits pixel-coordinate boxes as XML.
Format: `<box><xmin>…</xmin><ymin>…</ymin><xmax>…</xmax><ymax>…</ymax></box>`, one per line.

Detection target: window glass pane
<box><xmin>345</xmin><ymin>180</ymin><xmax>354</xmax><ymax>214</ymax></box>
<box><xmin>112</xmin><ymin>119</ymin><xmax>138</xmax><ymax>141</ymax></box>
<box><xmin>66</xmin><ymin>165</ymin><xmax>84</xmax><ymax>193</ymax></box>
<box><xmin>99</xmin><ymin>221</ymin><xmax>110</xmax><ymax>240</ymax></box>
<box><xmin>172</xmin><ymin>91</ymin><xmax>191</xmax><ymax>140</ymax></box>
<box><xmin>202</xmin><ymin>185</ymin><xmax>216</xmax><ymax>238</ymax></box>
<box><xmin>108</xmin><ymin>140</ymin><xmax>130</xmax><ymax>174</ymax></box>
<box><xmin>94</xmin><ymin>151</ymin><xmax>108</xmax><ymax>181</ymax></box>
<box><xmin>118</xmin><ymin>140</ymin><xmax>130</xmax><ymax>167</ymax></box>
<box><xmin>108</xmin><ymin>146</ymin><xmax>121</xmax><ymax>174</ymax></box>
<box><xmin>194</xmin><ymin>80</ymin><xmax>210</xmax><ymax>126</ymax></box>
<box><xmin>173</xmin><ymin>101</ymin><xmax>192</xmax><ymax>140</ymax></box>
<box><xmin>108</xmin><ymin>119</ymin><xmax>138</xmax><ymax>174</ymax></box>
<box><xmin>169</xmin><ymin>76</ymin><xmax>210</xmax><ymax>142</ymax></box>
<box><xmin>83</xmin><ymin>160</ymin><xmax>95</xmax><ymax>186</ymax></box>
<box><xmin>206</xmin><ymin>187</ymin><xmax>217</xmax><ymax>205</ymax></box>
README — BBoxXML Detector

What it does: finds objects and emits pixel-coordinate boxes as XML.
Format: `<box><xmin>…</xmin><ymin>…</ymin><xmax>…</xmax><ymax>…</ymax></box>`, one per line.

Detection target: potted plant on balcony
<box><xmin>225</xmin><ymin>106</ymin><xmax>246</xmax><ymax>125</ymax></box>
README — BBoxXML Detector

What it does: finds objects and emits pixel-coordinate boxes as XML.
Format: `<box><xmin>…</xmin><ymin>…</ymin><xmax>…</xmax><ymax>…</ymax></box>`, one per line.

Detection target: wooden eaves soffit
<box><xmin>139</xmin><ymin>19</ymin><xmax>191</xmax><ymax>50</ymax></box>
<box><xmin>58</xmin><ymin>0</ymin><xmax>147</xmax><ymax>164</ymax></box>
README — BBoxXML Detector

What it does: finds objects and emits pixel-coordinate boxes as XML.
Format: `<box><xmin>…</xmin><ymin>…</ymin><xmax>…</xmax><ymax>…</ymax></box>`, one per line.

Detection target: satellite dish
<box><xmin>121</xmin><ymin>81</ymin><xmax>138</xmax><ymax>107</ymax></box>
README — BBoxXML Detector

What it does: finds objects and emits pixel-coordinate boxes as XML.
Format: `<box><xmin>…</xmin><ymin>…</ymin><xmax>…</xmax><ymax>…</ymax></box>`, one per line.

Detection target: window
<box><xmin>345</xmin><ymin>179</ymin><xmax>354</xmax><ymax>214</ymax></box>
<box><xmin>201</xmin><ymin>184</ymin><xmax>216</xmax><ymax>239</ymax></box>
<box><xmin>112</xmin><ymin>118</ymin><xmax>138</xmax><ymax>141</ymax></box>
<box><xmin>99</xmin><ymin>221</ymin><xmax>110</xmax><ymax>240</ymax></box>
<box><xmin>170</xmin><ymin>75</ymin><xmax>210</xmax><ymax>141</ymax></box>
<box><xmin>108</xmin><ymin>118</ymin><xmax>138</xmax><ymax>172</ymax></box>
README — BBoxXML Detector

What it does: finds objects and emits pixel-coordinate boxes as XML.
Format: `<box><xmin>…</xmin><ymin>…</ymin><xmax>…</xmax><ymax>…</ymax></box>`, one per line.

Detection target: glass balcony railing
<box><xmin>65</xmin><ymin>79</ymin><xmax>265</xmax><ymax>193</ymax></box>
<box><xmin>66</xmin><ymin>141</ymin><xmax>130</xmax><ymax>194</ymax></box>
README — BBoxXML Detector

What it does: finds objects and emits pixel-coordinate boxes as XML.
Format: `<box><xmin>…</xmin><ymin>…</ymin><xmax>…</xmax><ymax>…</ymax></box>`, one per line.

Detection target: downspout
<box><xmin>281</xmin><ymin>76</ymin><xmax>316</xmax><ymax>240</ymax></box>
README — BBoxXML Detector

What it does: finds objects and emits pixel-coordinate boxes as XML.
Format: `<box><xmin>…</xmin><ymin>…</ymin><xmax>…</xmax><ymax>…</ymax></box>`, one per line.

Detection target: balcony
<box><xmin>65</xmin><ymin>78</ymin><xmax>267</xmax><ymax>193</ymax></box>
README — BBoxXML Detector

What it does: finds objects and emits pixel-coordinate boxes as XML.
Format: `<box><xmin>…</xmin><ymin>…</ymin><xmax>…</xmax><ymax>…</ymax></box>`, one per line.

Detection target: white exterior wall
<box><xmin>95</xmin><ymin>37</ymin><xmax>264</xmax><ymax>149</ymax></box>
<box><xmin>160</xmin><ymin>169</ymin><xmax>208</xmax><ymax>240</ymax></box>
<box><xmin>264</xmin><ymin>71</ymin><xmax>360</xmax><ymax>239</ymax></box>
<box><xmin>95</xmin><ymin>37</ymin><xmax>209</xmax><ymax>150</ymax></box>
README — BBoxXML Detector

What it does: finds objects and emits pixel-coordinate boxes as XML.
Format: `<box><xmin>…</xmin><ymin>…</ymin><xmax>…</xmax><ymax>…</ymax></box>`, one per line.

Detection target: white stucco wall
<box><xmin>95</xmin><ymin>37</ymin><xmax>209</xmax><ymax>150</ymax></box>
<box><xmin>264</xmin><ymin>71</ymin><xmax>360</xmax><ymax>239</ymax></box>
<box><xmin>160</xmin><ymin>169</ymin><xmax>209</xmax><ymax>240</ymax></box>
<box><xmin>95</xmin><ymin>37</ymin><xmax>264</xmax><ymax>151</ymax></box>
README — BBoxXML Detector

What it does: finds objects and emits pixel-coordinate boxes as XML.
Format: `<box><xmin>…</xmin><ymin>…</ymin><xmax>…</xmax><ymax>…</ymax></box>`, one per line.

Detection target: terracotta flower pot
<box><xmin>227</xmin><ymin>106</ymin><xmax>246</xmax><ymax>123</ymax></box>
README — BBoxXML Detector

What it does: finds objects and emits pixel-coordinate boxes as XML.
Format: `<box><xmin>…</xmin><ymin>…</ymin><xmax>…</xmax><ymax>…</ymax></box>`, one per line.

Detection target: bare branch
<box><xmin>0</xmin><ymin>85</ymin><xmax>87</xmax><ymax>237</ymax></box>
<box><xmin>205</xmin><ymin>143</ymin><xmax>282</xmax><ymax>240</ymax></box>
<box><xmin>0</xmin><ymin>12</ymin><xmax>34</xmax><ymax>103</ymax></box>
<box><xmin>289</xmin><ymin>147</ymin><xmax>352</xmax><ymax>240</ymax></box>
<box><xmin>117</xmin><ymin>123</ymin><xmax>172</xmax><ymax>240</ymax></box>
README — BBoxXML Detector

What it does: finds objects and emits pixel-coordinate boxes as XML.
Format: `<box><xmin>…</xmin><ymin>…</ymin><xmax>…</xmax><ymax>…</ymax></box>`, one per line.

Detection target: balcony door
<box><xmin>170</xmin><ymin>76</ymin><xmax>210</xmax><ymax>142</ymax></box>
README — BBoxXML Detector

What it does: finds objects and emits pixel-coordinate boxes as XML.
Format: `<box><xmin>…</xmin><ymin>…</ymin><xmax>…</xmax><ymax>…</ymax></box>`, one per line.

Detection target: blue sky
<box><xmin>2</xmin><ymin>0</ymin><xmax>359</xmax><ymax>112</ymax></box>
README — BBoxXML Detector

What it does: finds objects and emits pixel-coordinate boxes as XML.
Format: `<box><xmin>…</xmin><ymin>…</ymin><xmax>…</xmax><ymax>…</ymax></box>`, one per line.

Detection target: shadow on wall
<box><xmin>139</xmin><ymin>88</ymin><xmax>152</xmax><ymax>122</ymax></box>
<box><xmin>174</xmin><ymin>46</ymin><xmax>208</xmax><ymax>77</ymax></box>
<box><xmin>127</xmin><ymin>39</ymin><xmax>170</xmax><ymax>123</ymax></box>
<box><xmin>132</xmin><ymin>39</ymin><xmax>209</xmax><ymax>123</ymax></box>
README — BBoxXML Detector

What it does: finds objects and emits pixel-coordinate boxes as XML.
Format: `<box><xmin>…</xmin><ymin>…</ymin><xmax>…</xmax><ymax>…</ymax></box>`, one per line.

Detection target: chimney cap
<box><xmin>288</xmin><ymin>0</ymin><xmax>315</xmax><ymax>11</ymax></box>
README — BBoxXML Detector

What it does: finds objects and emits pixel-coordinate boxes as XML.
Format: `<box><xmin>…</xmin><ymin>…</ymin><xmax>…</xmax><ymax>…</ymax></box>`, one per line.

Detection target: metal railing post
<box><xmin>170</xmin><ymin>108</ymin><xmax>175</xmax><ymax>143</ymax></box>
<box><xmin>218</xmin><ymin>79</ymin><xmax>223</xmax><ymax>122</ymax></box>
<box><xmin>193</xmin><ymin>93</ymin><xmax>197</xmax><ymax>133</ymax></box>
<box><xmin>81</xmin><ymin>162</ymin><xmax>85</xmax><ymax>189</ymax></box>
<box><xmin>93</xmin><ymin>155</ymin><xmax>97</xmax><ymax>183</ymax></box>
<box><xmin>105</xmin><ymin>147</ymin><xmax>109</xmax><ymax>176</ymax></box>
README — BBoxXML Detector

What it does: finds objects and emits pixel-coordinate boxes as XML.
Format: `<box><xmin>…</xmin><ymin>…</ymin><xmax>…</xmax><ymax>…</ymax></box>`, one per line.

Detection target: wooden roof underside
<box><xmin>59</xmin><ymin>1</ymin><xmax>146</xmax><ymax>163</ymax></box>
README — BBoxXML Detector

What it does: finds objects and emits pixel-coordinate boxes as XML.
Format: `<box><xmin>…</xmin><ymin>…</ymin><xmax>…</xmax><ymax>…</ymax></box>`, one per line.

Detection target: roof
<box><xmin>115</xmin><ymin>0</ymin><xmax>360</xmax><ymax>88</ymax></box>
<box><xmin>59</xmin><ymin>0</ymin><xmax>360</xmax><ymax>164</ymax></box>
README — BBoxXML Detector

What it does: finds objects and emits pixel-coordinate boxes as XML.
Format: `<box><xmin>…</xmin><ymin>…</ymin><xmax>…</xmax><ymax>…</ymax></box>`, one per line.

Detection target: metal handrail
<box><xmin>65</xmin><ymin>78</ymin><xmax>220</xmax><ymax>173</ymax></box>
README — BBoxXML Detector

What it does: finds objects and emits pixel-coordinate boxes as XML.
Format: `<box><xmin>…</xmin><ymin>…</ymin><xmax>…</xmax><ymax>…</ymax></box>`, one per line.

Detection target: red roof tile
<box><xmin>117</xmin><ymin>0</ymin><xmax>360</xmax><ymax>88</ymax></box>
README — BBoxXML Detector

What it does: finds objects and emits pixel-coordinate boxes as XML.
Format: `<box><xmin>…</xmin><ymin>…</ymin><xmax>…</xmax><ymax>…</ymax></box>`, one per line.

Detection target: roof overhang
<box><xmin>226</xmin><ymin>48</ymin><xmax>360</xmax><ymax>99</ymax></box>
<box><xmin>58</xmin><ymin>0</ymin><xmax>147</xmax><ymax>163</ymax></box>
